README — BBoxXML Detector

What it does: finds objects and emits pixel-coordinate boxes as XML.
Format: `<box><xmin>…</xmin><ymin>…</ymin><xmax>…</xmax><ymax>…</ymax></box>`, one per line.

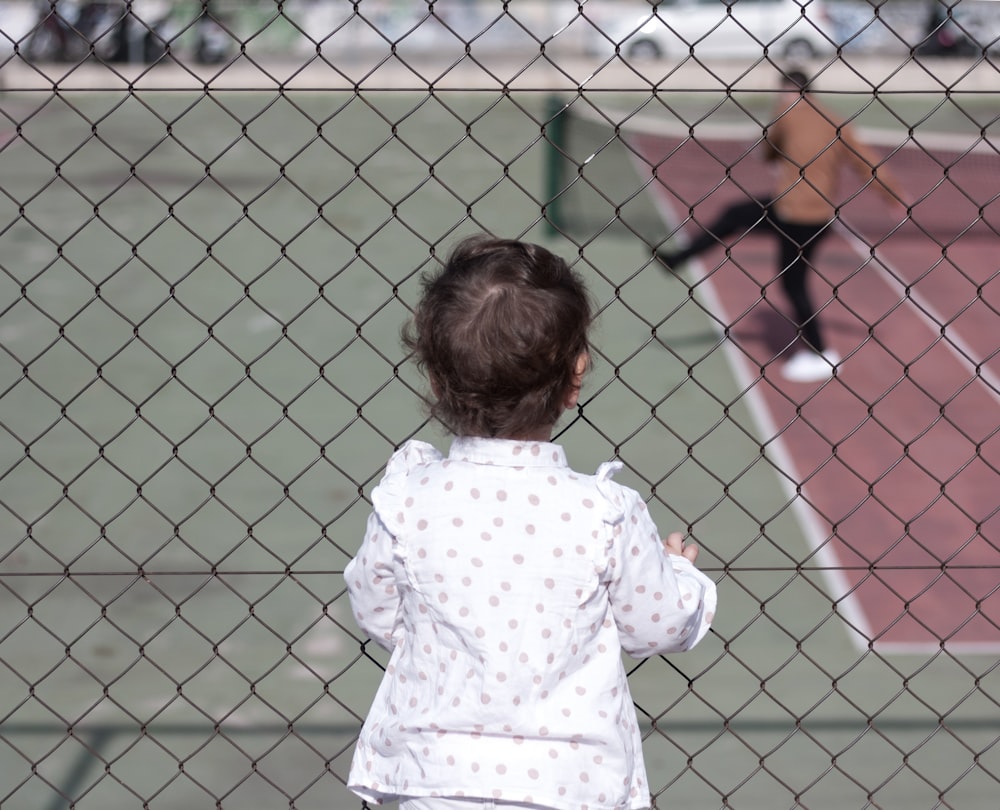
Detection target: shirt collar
<box><xmin>448</xmin><ymin>436</ymin><xmax>568</xmax><ymax>468</ymax></box>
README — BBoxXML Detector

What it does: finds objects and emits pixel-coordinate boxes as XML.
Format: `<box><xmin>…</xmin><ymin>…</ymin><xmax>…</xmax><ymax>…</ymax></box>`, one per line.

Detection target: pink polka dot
<box><xmin>475</xmin><ymin>626</ymin><xmax>485</xmax><ymax>637</ymax></box>
<box><xmin>470</xmin><ymin>488</ymin><xmax>480</xmax><ymax>499</ymax></box>
<box><xmin>501</xmin><ymin>581</ymin><xmax>511</xmax><ymax>591</ymax></box>
<box><xmin>544</xmin><ymin>578</ymin><xmax>555</xmax><ymax>589</ymax></box>
<box><xmin>530</xmin><ymin>444</ymin><xmax>540</xmax><ymax>456</ymax></box>
<box><xmin>444</xmin><ymin>481</ymin><xmax>454</xmax><ymax>491</ymax></box>
<box><xmin>405</xmin><ymin>496</ymin><xmax>414</xmax><ymax>507</ymax></box>
<box><xmin>481</xmin><ymin>532</ymin><xmax>492</xmax><ymax>541</ymax></box>
<box><xmin>553</xmin><ymin>547</ymin><xmax>563</xmax><ymax>557</ymax></box>
<box><xmin>493</xmin><ymin>517</ymin><xmax>503</xmax><ymax>527</ymax></box>
<box><xmin>447</xmin><ymin>548</ymin><xmax>458</xmax><ymax>557</ymax></box>
<box><xmin>490</xmin><ymin>596</ymin><xmax>500</xmax><ymax>606</ymax></box>
<box><xmin>497</xmin><ymin>490</ymin><xmax>508</xmax><ymax>501</ymax></box>
<box><xmin>561</xmin><ymin>512</ymin><xmax>571</xmax><ymax>521</ymax></box>
<box><xmin>528</xmin><ymin>768</ymin><xmax>539</xmax><ymax>779</ymax></box>
<box><xmin>417</xmin><ymin>519</ymin><xmax>428</xmax><ymax>530</ymax></box>
<box><xmin>582</xmin><ymin>498</ymin><xmax>594</xmax><ymax>508</ymax></box>
<box><xmin>462</xmin><ymin>576</ymin><xmax>472</xmax><ymax>586</ymax></box>
<box><xmin>525</xmin><ymin>525</ymin><xmax>535</xmax><ymax>535</ymax></box>
<box><xmin>452</xmin><ymin>517</ymin><xmax>463</xmax><ymax>527</ymax></box>
<box><xmin>396</xmin><ymin>512</ymin><xmax>405</xmax><ymax>524</ymax></box>
<box><xmin>513</xmin><ymin>554</ymin><xmax>525</xmax><ymax>564</ymax></box>
<box><xmin>438</xmin><ymin>593</ymin><xmax>448</xmax><ymax>603</ymax></box>
<box><xmin>471</xmin><ymin>558</ymin><xmax>484</xmax><ymax>567</ymax></box>
<box><xmin>528</xmin><ymin>494</ymin><xmax>540</xmax><ymax>506</ymax></box>
<box><xmin>547</xmin><ymin>476</ymin><xmax>557</xmax><ymax>486</ymax></box>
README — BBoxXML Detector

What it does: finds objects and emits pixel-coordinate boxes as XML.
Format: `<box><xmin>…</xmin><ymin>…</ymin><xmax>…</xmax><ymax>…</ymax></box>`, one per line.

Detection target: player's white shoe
<box><xmin>782</xmin><ymin>349</ymin><xmax>840</xmax><ymax>382</ymax></box>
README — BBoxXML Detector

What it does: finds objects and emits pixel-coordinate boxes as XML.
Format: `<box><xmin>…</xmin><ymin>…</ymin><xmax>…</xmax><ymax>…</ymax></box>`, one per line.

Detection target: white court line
<box><xmin>833</xmin><ymin>221</ymin><xmax>1000</xmax><ymax>655</ymax></box>
<box><xmin>641</xmin><ymin>164</ymin><xmax>1000</xmax><ymax>655</ymax></box>
<box><xmin>642</xmin><ymin>192</ymin><xmax>873</xmax><ymax>652</ymax></box>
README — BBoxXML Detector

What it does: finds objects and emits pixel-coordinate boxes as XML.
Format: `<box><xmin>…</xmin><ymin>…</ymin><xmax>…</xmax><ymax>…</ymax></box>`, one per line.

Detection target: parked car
<box><xmin>585</xmin><ymin>0</ymin><xmax>838</xmax><ymax>61</ymax></box>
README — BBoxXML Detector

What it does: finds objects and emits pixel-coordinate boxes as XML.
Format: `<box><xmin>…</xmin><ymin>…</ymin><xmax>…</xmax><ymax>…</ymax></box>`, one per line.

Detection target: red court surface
<box><xmin>638</xmin><ymin>131</ymin><xmax>1000</xmax><ymax>653</ymax></box>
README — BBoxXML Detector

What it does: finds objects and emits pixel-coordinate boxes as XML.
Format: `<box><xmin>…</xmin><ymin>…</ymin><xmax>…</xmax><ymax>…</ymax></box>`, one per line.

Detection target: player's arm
<box><xmin>840</xmin><ymin>123</ymin><xmax>906</xmax><ymax>207</ymax></box>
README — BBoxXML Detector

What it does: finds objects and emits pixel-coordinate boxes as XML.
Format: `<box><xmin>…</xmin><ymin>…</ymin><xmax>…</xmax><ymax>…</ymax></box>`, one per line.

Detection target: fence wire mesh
<box><xmin>1</xmin><ymin>1</ymin><xmax>999</xmax><ymax>808</ymax></box>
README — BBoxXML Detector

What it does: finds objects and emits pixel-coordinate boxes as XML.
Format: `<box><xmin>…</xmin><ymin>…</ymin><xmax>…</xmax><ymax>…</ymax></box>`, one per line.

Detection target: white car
<box><xmin>586</xmin><ymin>0</ymin><xmax>838</xmax><ymax>61</ymax></box>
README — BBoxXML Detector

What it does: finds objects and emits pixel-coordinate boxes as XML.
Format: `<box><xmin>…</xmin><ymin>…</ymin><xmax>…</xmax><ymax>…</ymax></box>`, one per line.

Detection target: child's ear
<box><xmin>563</xmin><ymin>352</ymin><xmax>589</xmax><ymax>410</ymax></box>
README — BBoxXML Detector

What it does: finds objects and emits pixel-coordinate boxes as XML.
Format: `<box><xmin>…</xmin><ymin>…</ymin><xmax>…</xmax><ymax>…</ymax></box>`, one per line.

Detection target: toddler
<box><xmin>345</xmin><ymin>235</ymin><xmax>717</xmax><ymax>810</ymax></box>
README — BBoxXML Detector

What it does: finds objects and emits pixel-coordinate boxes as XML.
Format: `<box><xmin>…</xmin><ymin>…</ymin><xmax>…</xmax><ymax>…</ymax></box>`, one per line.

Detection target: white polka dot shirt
<box><xmin>345</xmin><ymin>437</ymin><xmax>717</xmax><ymax>810</ymax></box>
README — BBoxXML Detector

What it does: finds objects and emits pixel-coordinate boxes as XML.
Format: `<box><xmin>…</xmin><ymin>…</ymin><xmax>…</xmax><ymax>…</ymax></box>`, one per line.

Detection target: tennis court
<box><xmin>1</xmin><ymin>44</ymin><xmax>999</xmax><ymax>810</ymax></box>
<box><xmin>621</xmin><ymin>101</ymin><xmax>1000</xmax><ymax>652</ymax></box>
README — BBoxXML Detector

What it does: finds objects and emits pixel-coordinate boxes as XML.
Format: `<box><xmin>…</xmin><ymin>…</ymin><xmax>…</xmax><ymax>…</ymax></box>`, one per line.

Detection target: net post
<box><xmin>543</xmin><ymin>94</ymin><xmax>567</xmax><ymax>238</ymax></box>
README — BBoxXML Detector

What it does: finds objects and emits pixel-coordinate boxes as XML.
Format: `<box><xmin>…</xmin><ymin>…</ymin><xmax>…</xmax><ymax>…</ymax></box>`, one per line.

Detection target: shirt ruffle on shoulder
<box><xmin>594</xmin><ymin>459</ymin><xmax>627</xmax><ymax>524</ymax></box>
<box><xmin>371</xmin><ymin>439</ymin><xmax>443</xmax><ymax>520</ymax></box>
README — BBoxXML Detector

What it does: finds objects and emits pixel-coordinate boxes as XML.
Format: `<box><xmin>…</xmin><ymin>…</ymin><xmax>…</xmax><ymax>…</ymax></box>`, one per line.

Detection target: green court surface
<box><xmin>1</xmin><ymin>88</ymin><xmax>997</xmax><ymax>809</ymax></box>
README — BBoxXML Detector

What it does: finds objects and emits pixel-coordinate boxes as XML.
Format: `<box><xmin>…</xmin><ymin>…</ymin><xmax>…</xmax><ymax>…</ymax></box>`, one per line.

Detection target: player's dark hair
<box><xmin>782</xmin><ymin>68</ymin><xmax>812</xmax><ymax>92</ymax></box>
<box><xmin>404</xmin><ymin>235</ymin><xmax>592</xmax><ymax>439</ymax></box>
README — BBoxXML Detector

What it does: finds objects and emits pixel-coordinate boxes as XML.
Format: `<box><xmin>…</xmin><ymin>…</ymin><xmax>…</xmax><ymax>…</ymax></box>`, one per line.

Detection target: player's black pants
<box><xmin>666</xmin><ymin>199</ymin><xmax>832</xmax><ymax>353</ymax></box>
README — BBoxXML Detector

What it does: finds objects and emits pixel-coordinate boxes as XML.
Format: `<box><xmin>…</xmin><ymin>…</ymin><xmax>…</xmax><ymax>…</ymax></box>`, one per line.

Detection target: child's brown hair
<box><xmin>404</xmin><ymin>235</ymin><xmax>592</xmax><ymax>438</ymax></box>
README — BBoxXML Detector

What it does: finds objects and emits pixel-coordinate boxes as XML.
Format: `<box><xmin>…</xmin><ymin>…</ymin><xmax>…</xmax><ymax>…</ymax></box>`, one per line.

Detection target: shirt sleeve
<box><xmin>603</xmin><ymin>483</ymin><xmax>717</xmax><ymax>658</ymax></box>
<box><xmin>343</xmin><ymin>440</ymin><xmax>443</xmax><ymax>651</ymax></box>
<box><xmin>344</xmin><ymin>510</ymin><xmax>403</xmax><ymax>652</ymax></box>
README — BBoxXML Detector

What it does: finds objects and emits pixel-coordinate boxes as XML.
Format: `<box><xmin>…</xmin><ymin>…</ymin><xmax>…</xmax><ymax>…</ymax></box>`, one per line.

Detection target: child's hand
<box><xmin>663</xmin><ymin>531</ymin><xmax>700</xmax><ymax>563</ymax></box>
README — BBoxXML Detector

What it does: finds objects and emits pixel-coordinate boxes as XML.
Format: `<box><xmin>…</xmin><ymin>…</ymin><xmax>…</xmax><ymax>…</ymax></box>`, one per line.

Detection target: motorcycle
<box><xmin>23</xmin><ymin>0</ymin><xmax>174</xmax><ymax>63</ymax></box>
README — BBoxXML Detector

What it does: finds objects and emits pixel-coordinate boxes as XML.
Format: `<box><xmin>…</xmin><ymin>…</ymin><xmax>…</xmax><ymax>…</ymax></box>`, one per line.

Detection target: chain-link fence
<box><xmin>1</xmin><ymin>1</ymin><xmax>999</xmax><ymax>808</ymax></box>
